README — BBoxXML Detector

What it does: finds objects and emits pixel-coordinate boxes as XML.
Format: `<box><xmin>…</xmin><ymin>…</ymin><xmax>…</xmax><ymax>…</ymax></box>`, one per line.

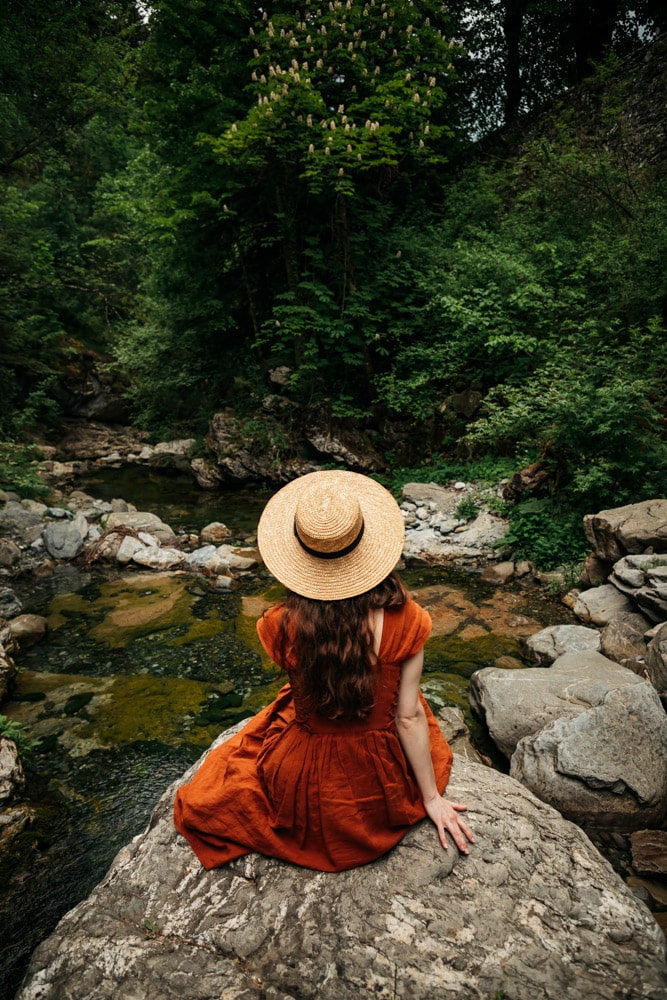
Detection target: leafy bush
<box><xmin>466</xmin><ymin>324</ymin><xmax>667</xmax><ymax>512</ymax></box>
<box><xmin>455</xmin><ymin>497</ymin><xmax>480</xmax><ymax>521</ymax></box>
<box><xmin>500</xmin><ymin>499</ymin><xmax>589</xmax><ymax>570</ymax></box>
<box><xmin>0</xmin><ymin>441</ymin><xmax>49</xmax><ymax>498</ymax></box>
<box><xmin>0</xmin><ymin>714</ymin><xmax>41</xmax><ymax>757</ymax></box>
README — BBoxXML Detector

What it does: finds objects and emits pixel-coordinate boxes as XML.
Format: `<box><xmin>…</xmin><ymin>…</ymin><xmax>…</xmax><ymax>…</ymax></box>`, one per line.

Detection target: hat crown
<box><xmin>294</xmin><ymin>484</ymin><xmax>363</xmax><ymax>555</ymax></box>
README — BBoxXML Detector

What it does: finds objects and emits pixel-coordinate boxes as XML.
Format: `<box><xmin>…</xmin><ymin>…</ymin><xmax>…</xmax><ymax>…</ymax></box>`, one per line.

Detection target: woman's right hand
<box><xmin>423</xmin><ymin>794</ymin><xmax>475</xmax><ymax>855</ymax></box>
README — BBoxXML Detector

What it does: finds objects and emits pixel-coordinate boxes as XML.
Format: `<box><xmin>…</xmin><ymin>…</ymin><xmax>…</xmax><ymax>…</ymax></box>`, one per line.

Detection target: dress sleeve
<box><xmin>384</xmin><ymin>599</ymin><xmax>432</xmax><ymax>663</ymax></box>
<box><xmin>256</xmin><ymin>605</ymin><xmax>286</xmax><ymax>667</ymax></box>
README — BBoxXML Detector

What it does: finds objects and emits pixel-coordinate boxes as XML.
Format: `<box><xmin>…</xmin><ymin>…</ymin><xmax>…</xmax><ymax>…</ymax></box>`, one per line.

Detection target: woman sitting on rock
<box><xmin>174</xmin><ymin>470</ymin><xmax>474</xmax><ymax>872</ymax></box>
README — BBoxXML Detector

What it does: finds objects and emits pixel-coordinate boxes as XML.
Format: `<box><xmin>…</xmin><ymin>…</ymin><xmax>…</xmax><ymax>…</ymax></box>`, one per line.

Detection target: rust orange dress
<box><xmin>173</xmin><ymin>599</ymin><xmax>453</xmax><ymax>872</ymax></box>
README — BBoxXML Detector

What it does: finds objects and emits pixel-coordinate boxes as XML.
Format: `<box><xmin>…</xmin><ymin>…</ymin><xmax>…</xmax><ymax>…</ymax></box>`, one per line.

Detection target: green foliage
<box><xmin>500</xmin><ymin>499</ymin><xmax>590</xmax><ymax>571</ymax></box>
<box><xmin>455</xmin><ymin>498</ymin><xmax>480</xmax><ymax>522</ymax></box>
<box><xmin>466</xmin><ymin>324</ymin><xmax>667</xmax><ymax>511</ymax></box>
<box><xmin>0</xmin><ymin>715</ymin><xmax>41</xmax><ymax>757</ymax></box>
<box><xmin>0</xmin><ymin>0</ymin><xmax>144</xmax><ymax>437</ymax></box>
<box><xmin>0</xmin><ymin>442</ymin><xmax>49</xmax><ymax>498</ymax></box>
<box><xmin>380</xmin><ymin>456</ymin><xmax>518</xmax><ymax>498</ymax></box>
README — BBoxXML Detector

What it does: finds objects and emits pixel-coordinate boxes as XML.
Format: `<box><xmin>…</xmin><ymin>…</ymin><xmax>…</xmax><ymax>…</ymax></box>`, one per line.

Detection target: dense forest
<box><xmin>1</xmin><ymin>1</ymin><xmax>666</xmax><ymax>567</ymax></box>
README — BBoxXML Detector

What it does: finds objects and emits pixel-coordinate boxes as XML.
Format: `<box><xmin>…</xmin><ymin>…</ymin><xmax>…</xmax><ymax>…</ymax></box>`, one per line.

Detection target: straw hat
<box><xmin>257</xmin><ymin>470</ymin><xmax>405</xmax><ymax>600</ymax></box>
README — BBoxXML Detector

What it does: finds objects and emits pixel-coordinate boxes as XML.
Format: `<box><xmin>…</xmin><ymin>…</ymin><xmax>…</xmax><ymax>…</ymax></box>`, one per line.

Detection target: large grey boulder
<box><xmin>469</xmin><ymin>651</ymin><xmax>643</xmax><ymax>757</ymax></box>
<box><xmin>609</xmin><ymin>554</ymin><xmax>667</xmax><ymax>623</ymax></box>
<box><xmin>15</xmin><ymin>751</ymin><xmax>667</xmax><ymax>1000</ymax></box>
<box><xmin>600</xmin><ymin>617</ymin><xmax>650</xmax><ymax>674</ymax></box>
<box><xmin>584</xmin><ymin>499</ymin><xmax>667</xmax><ymax>561</ymax></box>
<box><xmin>523</xmin><ymin>624</ymin><xmax>601</xmax><ymax>666</ymax></box>
<box><xmin>572</xmin><ymin>583</ymin><xmax>636</xmax><ymax>626</ymax></box>
<box><xmin>511</xmin><ymin>681</ymin><xmax>667</xmax><ymax>830</ymax></box>
<box><xmin>42</xmin><ymin>513</ymin><xmax>89</xmax><ymax>560</ymax></box>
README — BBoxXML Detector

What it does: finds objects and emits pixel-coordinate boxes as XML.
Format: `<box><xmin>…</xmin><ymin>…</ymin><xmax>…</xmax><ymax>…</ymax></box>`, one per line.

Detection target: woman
<box><xmin>174</xmin><ymin>470</ymin><xmax>474</xmax><ymax>872</ymax></box>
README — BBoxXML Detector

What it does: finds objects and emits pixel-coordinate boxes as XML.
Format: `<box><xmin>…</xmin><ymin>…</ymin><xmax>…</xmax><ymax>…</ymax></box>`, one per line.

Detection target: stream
<box><xmin>0</xmin><ymin>468</ymin><xmax>575</xmax><ymax>998</ymax></box>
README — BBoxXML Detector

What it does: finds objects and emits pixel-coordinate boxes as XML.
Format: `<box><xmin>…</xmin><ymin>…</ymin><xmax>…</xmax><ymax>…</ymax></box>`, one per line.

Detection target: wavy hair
<box><xmin>274</xmin><ymin>572</ymin><xmax>407</xmax><ymax>720</ymax></box>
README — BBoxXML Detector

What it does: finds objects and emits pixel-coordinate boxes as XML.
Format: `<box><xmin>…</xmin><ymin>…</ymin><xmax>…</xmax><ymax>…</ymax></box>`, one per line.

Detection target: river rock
<box><xmin>646</xmin><ymin>622</ymin><xmax>667</xmax><ymax>694</ymax></box>
<box><xmin>524</xmin><ymin>625</ymin><xmax>601</xmax><ymax>666</ymax></box>
<box><xmin>469</xmin><ymin>651</ymin><xmax>643</xmax><ymax>758</ymax></box>
<box><xmin>480</xmin><ymin>560</ymin><xmax>515</xmax><ymax>584</ymax></box>
<box><xmin>42</xmin><ymin>513</ymin><xmax>89</xmax><ymax>560</ymax></box>
<box><xmin>103</xmin><ymin>511</ymin><xmax>176</xmax><ymax>546</ymax></box>
<box><xmin>136</xmin><ymin>439</ymin><xmax>195</xmax><ymax>473</ymax></box>
<box><xmin>114</xmin><ymin>535</ymin><xmax>147</xmax><ymax>564</ymax></box>
<box><xmin>200</xmin><ymin>522</ymin><xmax>231</xmax><ymax>544</ymax></box>
<box><xmin>572</xmin><ymin>584</ymin><xmax>636</xmax><ymax>625</ymax></box>
<box><xmin>0</xmin><ymin>737</ymin><xmax>25</xmax><ymax>803</ymax></box>
<box><xmin>304</xmin><ymin>422</ymin><xmax>385</xmax><ymax>471</ymax></box>
<box><xmin>0</xmin><ymin>587</ymin><xmax>23</xmax><ymax>620</ymax></box>
<box><xmin>608</xmin><ymin>554</ymin><xmax>667</xmax><ymax>623</ymax></box>
<box><xmin>0</xmin><ymin>501</ymin><xmax>43</xmax><ymax>544</ymax></box>
<box><xmin>579</xmin><ymin>552</ymin><xmax>614</xmax><ymax>588</ymax></box>
<box><xmin>131</xmin><ymin>546</ymin><xmax>187</xmax><ymax>570</ymax></box>
<box><xmin>54</xmin><ymin>420</ymin><xmax>147</xmax><ymax>462</ymax></box>
<box><xmin>15</xmin><ymin>750</ymin><xmax>667</xmax><ymax>1000</ymax></box>
<box><xmin>403</xmin><ymin>508</ymin><xmax>508</xmax><ymax>565</ymax></box>
<box><xmin>510</xmin><ymin>680</ymin><xmax>667</xmax><ymax>830</ymax></box>
<box><xmin>584</xmin><ymin>499</ymin><xmax>667</xmax><ymax>562</ymax></box>
<box><xmin>600</xmin><ymin>617</ymin><xmax>650</xmax><ymax>673</ymax></box>
<box><xmin>437</xmin><ymin>707</ymin><xmax>488</xmax><ymax>764</ymax></box>
<box><xmin>216</xmin><ymin>544</ymin><xmax>258</xmax><ymax>571</ymax></box>
<box><xmin>190</xmin><ymin>457</ymin><xmax>225</xmax><ymax>490</ymax></box>
<box><xmin>0</xmin><ymin>647</ymin><xmax>16</xmax><ymax>703</ymax></box>
<box><xmin>0</xmin><ymin>538</ymin><xmax>21</xmax><ymax>567</ymax></box>
<box><xmin>7</xmin><ymin>615</ymin><xmax>48</xmax><ymax>649</ymax></box>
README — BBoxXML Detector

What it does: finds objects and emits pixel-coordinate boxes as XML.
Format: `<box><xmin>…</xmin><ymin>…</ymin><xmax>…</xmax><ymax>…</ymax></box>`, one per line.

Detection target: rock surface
<box><xmin>15</xmin><ymin>749</ymin><xmax>667</xmax><ymax>1000</ymax></box>
<box><xmin>523</xmin><ymin>624</ymin><xmax>602</xmax><ymax>665</ymax></box>
<box><xmin>510</xmin><ymin>680</ymin><xmax>667</xmax><ymax>829</ymax></box>
<box><xmin>584</xmin><ymin>500</ymin><xmax>667</xmax><ymax>562</ymax></box>
<box><xmin>609</xmin><ymin>554</ymin><xmax>667</xmax><ymax>623</ymax></box>
<box><xmin>401</xmin><ymin>483</ymin><xmax>509</xmax><ymax>566</ymax></box>
<box><xmin>0</xmin><ymin>737</ymin><xmax>25</xmax><ymax>803</ymax></box>
<box><xmin>42</xmin><ymin>513</ymin><xmax>89</xmax><ymax>560</ymax></box>
<box><xmin>646</xmin><ymin>622</ymin><xmax>667</xmax><ymax>694</ymax></box>
<box><xmin>572</xmin><ymin>583</ymin><xmax>636</xmax><ymax>625</ymax></box>
<box><xmin>102</xmin><ymin>511</ymin><xmax>176</xmax><ymax>546</ymax></box>
<box><xmin>469</xmin><ymin>651</ymin><xmax>643</xmax><ymax>757</ymax></box>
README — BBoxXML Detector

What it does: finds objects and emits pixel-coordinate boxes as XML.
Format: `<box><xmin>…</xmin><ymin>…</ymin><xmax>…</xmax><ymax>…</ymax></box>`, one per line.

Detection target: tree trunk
<box><xmin>503</xmin><ymin>0</ymin><xmax>525</xmax><ymax>125</ymax></box>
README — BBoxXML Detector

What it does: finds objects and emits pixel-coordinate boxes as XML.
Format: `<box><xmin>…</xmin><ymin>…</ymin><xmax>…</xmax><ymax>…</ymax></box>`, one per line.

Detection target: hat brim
<box><xmin>257</xmin><ymin>471</ymin><xmax>405</xmax><ymax>600</ymax></box>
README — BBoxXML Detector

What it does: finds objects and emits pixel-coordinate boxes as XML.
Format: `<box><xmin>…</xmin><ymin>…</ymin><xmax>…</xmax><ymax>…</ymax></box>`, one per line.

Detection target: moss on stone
<box><xmin>424</xmin><ymin>632</ymin><xmax>523</xmax><ymax>673</ymax></box>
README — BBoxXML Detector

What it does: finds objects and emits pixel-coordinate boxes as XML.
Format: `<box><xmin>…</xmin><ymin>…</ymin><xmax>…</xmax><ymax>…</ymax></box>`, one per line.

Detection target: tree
<box><xmin>446</xmin><ymin>0</ymin><xmax>666</xmax><ymax>132</ymax></box>
<box><xmin>122</xmin><ymin>0</ymin><xmax>462</xmax><ymax>423</ymax></box>
<box><xmin>0</xmin><ymin>0</ymin><xmax>143</xmax><ymax>435</ymax></box>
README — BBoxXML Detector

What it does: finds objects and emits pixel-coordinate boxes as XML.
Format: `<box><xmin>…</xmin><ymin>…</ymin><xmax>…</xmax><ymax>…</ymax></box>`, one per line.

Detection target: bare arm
<box><xmin>395</xmin><ymin>649</ymin><xmax>475</xmax><ymax>854</ymax></box>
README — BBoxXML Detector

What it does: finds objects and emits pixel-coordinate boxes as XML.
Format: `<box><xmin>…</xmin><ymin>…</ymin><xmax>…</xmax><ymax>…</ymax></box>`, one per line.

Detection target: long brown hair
<box><xmin>275</xmin><ymin>571</ymin><xmax>407</xmax><ymax>720</ymax></box>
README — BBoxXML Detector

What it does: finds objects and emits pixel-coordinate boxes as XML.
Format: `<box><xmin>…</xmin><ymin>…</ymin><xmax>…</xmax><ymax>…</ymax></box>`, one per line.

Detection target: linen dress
<box><xmin>173</xmin><ymin>598</ymin><xmax>453</xmax><ymax>872</ymax></box>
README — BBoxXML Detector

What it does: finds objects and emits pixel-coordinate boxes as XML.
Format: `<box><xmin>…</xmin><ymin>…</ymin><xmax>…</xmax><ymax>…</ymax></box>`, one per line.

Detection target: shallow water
<box><xmin>0</xmin><ymin>470</ymin><xmax>574</xmax><ymax>997</ymax></box>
